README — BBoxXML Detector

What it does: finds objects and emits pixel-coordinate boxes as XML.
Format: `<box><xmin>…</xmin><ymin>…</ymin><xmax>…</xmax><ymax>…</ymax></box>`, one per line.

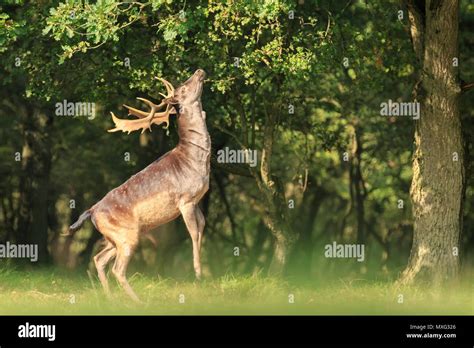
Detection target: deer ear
<box><xmin>164</xmin><ymin>96</ymin><xmax>179</xmax><ymax>105</ymax></box>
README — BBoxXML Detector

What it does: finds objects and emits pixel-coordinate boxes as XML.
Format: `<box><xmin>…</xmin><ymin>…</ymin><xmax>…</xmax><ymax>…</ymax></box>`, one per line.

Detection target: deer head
<box><xmin>164</xmin><ymin>69</ymin><xmax>206</xmax><ymax>108</ymax></box>
<box><xmin>108</xmin><ymin>69</ymin><xmax>206</xmax><ymax>134</ymax></box>
<box><xmin>108</xmin><ymin>77</ymin><xmax>176</xmax><ymax>134</ymax></box>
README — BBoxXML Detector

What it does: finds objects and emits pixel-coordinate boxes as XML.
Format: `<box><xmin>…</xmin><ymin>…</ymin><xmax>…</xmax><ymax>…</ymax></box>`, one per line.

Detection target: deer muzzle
<box><xmin>194</xmin><ymin>69</ymin><xmax>206</xmax><ymax>81</ymax></box>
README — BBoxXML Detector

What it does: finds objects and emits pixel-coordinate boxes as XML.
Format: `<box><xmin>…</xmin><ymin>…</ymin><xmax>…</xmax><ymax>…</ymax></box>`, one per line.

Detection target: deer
<box><xmin>68</xmin><ymin>69</ymin><xmax>210</xmax><ymax>302</ymax></box>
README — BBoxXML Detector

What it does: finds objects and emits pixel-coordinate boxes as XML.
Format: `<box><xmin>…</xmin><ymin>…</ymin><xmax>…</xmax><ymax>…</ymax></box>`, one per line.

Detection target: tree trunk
<box><xmin>258</xmin><ymin>109</ymin><xmax>296</xmax><ymax>276</ymax></box>
<box><xmin>264</xmin><ymin>212</ymin><xmax>295</xmax><ymax>276</ymax></box>
<box><xmin>16</xmin><ymin>107</ymin><xmax>53</xmax><ymax>264</ymax></box>
<box><xmin>350</xmin><ymin>127</ymin><xmax>367</xmax><ymax>245</ymax></box>
<box><xmin>400</xmin><ymin>0</ymin><xmax>465</xmax><ymax>284</ymax></box>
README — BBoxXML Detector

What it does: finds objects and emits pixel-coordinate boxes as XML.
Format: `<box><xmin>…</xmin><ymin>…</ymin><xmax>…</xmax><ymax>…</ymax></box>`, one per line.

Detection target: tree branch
<box><xmin>461</xmin><ymin>81</ymin><xmax>474</xmax><ymax>93</ymax></box>
<box><xmin>406</xmin><ymin>0</ymin><xmax>425</xmax><ymax>63</ymax></box>
<box><xmin>211</xmin><ymin>155</ymin><xmax>253</xmax><ymax>178</ymax></box>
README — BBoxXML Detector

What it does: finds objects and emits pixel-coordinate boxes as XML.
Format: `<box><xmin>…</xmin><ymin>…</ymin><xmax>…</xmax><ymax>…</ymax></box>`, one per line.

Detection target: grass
<box><xmin>0</xmin><ymin>268</ymin><xmax>472</xmax><ymax>315</ymax></box>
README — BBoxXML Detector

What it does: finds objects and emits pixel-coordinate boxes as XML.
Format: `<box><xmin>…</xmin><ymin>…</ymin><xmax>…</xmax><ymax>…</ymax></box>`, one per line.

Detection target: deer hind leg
<box><xmin>93</xmin><ymin>240</ymin><xmax>117</xmax><ymax>296</ymax></box>
<box><xmin>180</xmin><ymin>203</ymin><xmax>204</xmax><ymax>280</ymax></box>
<box><xmin>111</xmin><ymin>239</ymin><xmax>140</xmax><ymax>302</ymax></box>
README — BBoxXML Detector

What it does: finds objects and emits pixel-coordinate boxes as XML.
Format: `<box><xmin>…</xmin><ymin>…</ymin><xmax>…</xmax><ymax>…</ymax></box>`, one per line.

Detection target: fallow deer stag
<box><xmin>68</xmin><ymin>69</ymin><xmax>210</xmax><ymax>302</ymax></box>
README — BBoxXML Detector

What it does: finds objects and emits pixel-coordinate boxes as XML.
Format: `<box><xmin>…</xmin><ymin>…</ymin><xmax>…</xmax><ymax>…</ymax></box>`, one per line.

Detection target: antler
<box><xmin>108</xmin><ymin>78</ymin><xmax>176</xmax><ymax>134</ymax></box>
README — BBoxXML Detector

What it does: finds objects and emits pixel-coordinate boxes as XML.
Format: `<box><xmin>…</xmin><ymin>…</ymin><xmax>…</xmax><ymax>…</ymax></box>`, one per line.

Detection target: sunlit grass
<box><xmin>0</xmin><ymin>268</ymin><xmax>472</xmax><ymax>315</ymax></box>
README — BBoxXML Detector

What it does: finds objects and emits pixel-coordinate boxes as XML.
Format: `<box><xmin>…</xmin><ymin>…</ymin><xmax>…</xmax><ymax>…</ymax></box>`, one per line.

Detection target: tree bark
<box><xmin>349</xmin><ymin>126</ymin><xmax>367</xmax><ymax>246</ymax></box>
<box><xmin>16</xmin><ymin>107</ymin><xmax>53</xmax><ymax>264</ymax></box>
<box><xmin>257</xmin><ymin>109</ymin><xmax>296</xmax><ymax>276</ymax></box>
<box><xmin>400</xmin><ymin>0</ymin><xmax>465</xmax><ymax>284</ymax></box>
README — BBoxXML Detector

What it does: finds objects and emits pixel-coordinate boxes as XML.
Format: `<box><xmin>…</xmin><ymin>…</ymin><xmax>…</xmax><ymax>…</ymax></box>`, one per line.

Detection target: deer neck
<box><xmin>176</xmin><ymin>101</ymin><xmax>211</xmax><ymax>160</ymax></box>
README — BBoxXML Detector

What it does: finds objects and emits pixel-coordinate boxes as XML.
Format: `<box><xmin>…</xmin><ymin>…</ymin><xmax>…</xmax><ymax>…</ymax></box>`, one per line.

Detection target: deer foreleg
<box><xmin>180</xmin><ymin>203</ymin><xmax>204</xmax><ymax>280</ymax></box>
<box><xmin>195</xmin><ymin>206</ymin><xmax>205</xmax><ymax>253</ymax></box>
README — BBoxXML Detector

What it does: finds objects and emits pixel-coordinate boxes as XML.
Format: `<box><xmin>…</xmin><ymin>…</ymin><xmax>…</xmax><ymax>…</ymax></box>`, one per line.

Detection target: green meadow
<box><xmin>0</xmin><ymin>268</ymin><xmax>472</xmax><ymax>315</ymax></box>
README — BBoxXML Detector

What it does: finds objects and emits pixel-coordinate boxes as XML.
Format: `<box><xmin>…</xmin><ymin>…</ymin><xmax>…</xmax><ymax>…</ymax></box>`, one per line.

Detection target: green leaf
<box><xmin>42</xmin><ymin>25</ymin><xmax>52</xmax><ymax>35</ymax></box>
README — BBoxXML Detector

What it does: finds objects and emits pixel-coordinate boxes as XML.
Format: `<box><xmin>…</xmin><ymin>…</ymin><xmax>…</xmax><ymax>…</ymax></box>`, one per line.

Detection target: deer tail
<box><xmin>64</xmin><ymin>210</ymin><xmax>92</xmax><ymax>236</ymax></box>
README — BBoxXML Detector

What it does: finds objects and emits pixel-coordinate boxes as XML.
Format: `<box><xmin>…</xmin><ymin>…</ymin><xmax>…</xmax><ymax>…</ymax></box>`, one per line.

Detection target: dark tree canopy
<box><xmin>0</xmin><ymin>0</ymin><xmax>473</xmax><ymax>285</ymax></box>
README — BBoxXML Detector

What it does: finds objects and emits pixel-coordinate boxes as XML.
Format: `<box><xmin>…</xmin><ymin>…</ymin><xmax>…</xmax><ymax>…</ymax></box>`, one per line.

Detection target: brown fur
<box><xmin>69</xmin><ymin>69</ymin><xmax>210</xmax><ymax>301</ymax></box>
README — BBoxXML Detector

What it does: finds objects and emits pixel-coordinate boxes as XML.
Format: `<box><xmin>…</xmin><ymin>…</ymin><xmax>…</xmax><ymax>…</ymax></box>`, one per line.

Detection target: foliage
<box><xmin>0</xmin><ymin>1</ymin><xmax>472</xmax><ymax>280</ymax></box>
